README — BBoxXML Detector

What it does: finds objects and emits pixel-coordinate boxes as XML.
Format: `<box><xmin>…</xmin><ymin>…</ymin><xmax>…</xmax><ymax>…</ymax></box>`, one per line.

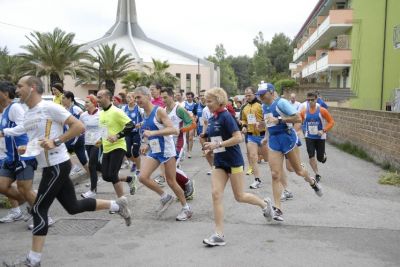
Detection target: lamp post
<box><xmin>93</xmin><ymin>62</ymin><xmax>101</xmax><ymax>91</ymax></box>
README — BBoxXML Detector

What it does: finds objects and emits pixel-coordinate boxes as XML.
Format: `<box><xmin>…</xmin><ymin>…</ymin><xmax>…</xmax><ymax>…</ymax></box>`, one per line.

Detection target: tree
<box><xmin>121</xmin><ymin>71</ymin><xmax>148</xmax><ymax>92</ymax></box>
<box><xmin>0</xmin><ymin>55</ymin><xmax>30</xmax><ymax>84</ymax></box>
<box><xmin>20</xmin><ymin>28</ymin><xmax>90</xmax><ymax>86</ymax></box>
<box><xmin>268</xmin><ymin>33</ymin><xmax>293</xmax><ymax>74</ymax></box>
<box><xmin>207</xmin><ymin>44</ymin><xmax>238</xmax><ymax>96</ymax></box>
<box><xmin>144</xmin><ymin>58</ymin><xmax>178</xmax><ymax>87</ymax></box>
<box><xmin>226</xmin><ymin>55</ymin><xmax>252</xmax><ymax>92</ymax></box>
<box><xmin>251</xmin><ymin>32</ymin><xmax>274</xmax><ymax>84</ymax></box>
<box><xmin>90</xmin><ymin>43</ymin><xmax>135</xmax><ymax>95</ymax></box>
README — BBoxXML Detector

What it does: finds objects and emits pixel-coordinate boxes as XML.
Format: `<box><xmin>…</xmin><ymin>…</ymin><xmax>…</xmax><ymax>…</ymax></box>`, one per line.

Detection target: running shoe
<box><xmin>156</xmin><ymin>194</ymin><xmax>175</xmax><ymax>215</ymax></box>
<box><xmin>262</xmin><ymin>197</ymin><xmax>274</xmax><ymax>222</ymax></box>
<box><xmin>272</xmin><ymin>207</ymin><xmax>284</xmax><ymax>222</ymax></box>
<box><xmin>246</xmin><ymin>167</ymin><xmax>253</xmax><ymax>175</ymax></box>
<box><xmin>120</xmin><ymin>160</ymin><xmax>130</xmax><ymax>169</ymax></box>
<box><xmin>187</xmin><ymin>152</ymin><xmax>192</xmax><ymax>159</ymax></box>
<box><xmin>28</xmin><ymin>216</ymin><xmax>55</xmax><ymax>230</ymax></box>
<box><xmin>249</xmin><ymin>179</ymin><xmax>261</xmax><ymax>189</ymax></box>
<box><xmin>154</xmin><ymin>175</ymin><xmax>165</xmax><ymax>187</ymax></box>
<box><xmin>70</xmin><ymin>164</ymin><xmax>82</xmax><ymax>176</ymax></box>
<box><xmin>3</xmin><ymin>256</ymin><xmax>40</xmax><ymax>267</ymax></box>
<box><xmin>116</xmin><ymin>196</ymin><xmax>132</xmax><ymax>226</ymax></box>
<box><xmin>311</xmin><ymin>180</ymin><xmax>323</xmax><ymax>197</ymax></box>
<box><xmin>280</xmin><ymin>190</ymin><xmax>294</xmax><ymax>201</ymax></box>
<box><xmin>81</xmin><ymin>190</ymin><xmax>97</xmax><ymax>199</ymax></box>
<box><xmin>184</xmin><ymin>180</ymin><xmax>195</xmax><ymax>200</ymax></box>
<box><xmin>207</xmin><ymin>170</ymin><xmax>212</xmax><ymax>175</ymax></box>
<box><xmin>203</xmin><ymin>232</ymin><xmax>226</xmax><ymax>247</ymax></box>
<box><xmin>0</xmin><ymin>210</ymin><xmax>23</xmax><ymax>223</ymax></box>
<box><xmin>176</xmin><ymin>207</ymin><xmax>193</xmax><ymax>221</ymax></box>
<box><xmin>128</xmin><ymin>175</ymin><xmax>137</xmax><ymax>195</ymax></box>
<box><xmin>315</xmin><ymin>174</ymin><xmax>321</xmax><ymax>183</ymax></box>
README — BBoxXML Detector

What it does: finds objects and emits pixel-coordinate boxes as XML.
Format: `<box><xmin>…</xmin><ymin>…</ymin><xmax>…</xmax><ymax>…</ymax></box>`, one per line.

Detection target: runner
<box><xmin>79</xmin><ymin>95</ymin><xmax>102</xmax><ymax>199</ymax></box>
<box><xmin>257</xmin><ymin>82</ymin><xmax>322</xmax><ymax>223</ymax></box>
<box><xmin>96</xmin><ymin>89</ymin><xmax>134</xmax><ymax>198</ymax></box>
<box><xmin>200</xmin><ymin>104</ymin><xmax>213</xmax><ymax>175</ymax></box>
<box><xmin>51</xmin><ymin>83</ymin><xmax>63</xmax><ymax>106</ymax></box>
<box><xmin>62</xmin><ymin>91</ymin><xmax>89</xmax><ymax>176</ymax></box>
<box><xmin>201</xmin><ymin>87</ymin><xmax>271</xmax><ymax>247</ymax></box>
<box><xmin>241</xmin><ymin>86</ymin><xmax>268</xmax><ymax>189</ymax></box>
<box><xmin>184</xmin><ymin>91</ymin><xmax>196</xmax><ymax>158</ymax></box>
<box><xmin>161</xmin><ymin>87</ymin><xmax>196</xmax><ymax>199</ymax></box>
<box><xmin>4</xmin><ymin>76</ymin><xmax>131</xmax><ymax>267</ymax></box>
<box><xmin>134</xmin><ymin>86</ymin><xmax>193</xmax><ymax>221</ymax></box>
<box><xmin>300</xmin><ymin>92</ymin><xmax>335</xmax><ymax>182</ymax></box>
<box><xmin>0</xmin><ymin>81</ymin><xmax>38</xmax><ymax>225</ymax></box>
<box><xmin>120</xmin><ymin>92</ymin><xmax>143</xmax><ymax>195</ymax></box>
<box><xmin>193</xmin><ymin>89</ymin><xmax>207</xmax><ymax>137</ymax></box>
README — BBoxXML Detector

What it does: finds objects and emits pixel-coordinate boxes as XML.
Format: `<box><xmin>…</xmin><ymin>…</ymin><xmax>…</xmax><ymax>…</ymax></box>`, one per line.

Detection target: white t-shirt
<box><xmin>22</xmin><ymin>100</ymin><xmax>71</xmax><ymax>168</ymax></box>
<box><xmin>299</xmin><ymin>101</ymin><xmax>320</xmax><ymax>112</ymax></box>
<box><xmin>0</xmin><ymin>113</ymin><xmax>6</xmax><ymax>160</ymax></box>
<box><xmin>201</xmin><ymin>106</ymin><xmax>212</xmax><ymax>126</ymax></box>
<box><xmin>80</xmin><ymin>110</ymin><xmax>101</xmax><ymax>145</ymax></box>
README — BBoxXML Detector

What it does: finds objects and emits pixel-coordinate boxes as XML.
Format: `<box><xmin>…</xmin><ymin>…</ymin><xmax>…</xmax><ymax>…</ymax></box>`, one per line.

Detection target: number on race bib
<box><xmin>149</xmin><ymin>139</ymin><xmax>161</xmax><ymax>153</ymax></box>
<box><xmin>210</xmin><ymin>136</ymin><xmax>226</xmax><ymax>153</ymax></box>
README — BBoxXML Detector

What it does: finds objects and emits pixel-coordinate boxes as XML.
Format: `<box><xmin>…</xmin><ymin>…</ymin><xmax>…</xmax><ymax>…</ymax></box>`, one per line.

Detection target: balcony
<box><xmin>293</xmin><ymin>9</ymin><xmax>353</xmax><ymax>62</ymax></box>
<box><xmin>301</xmin><ymin>50</ymin><xmax>351</xmax><ymax>78</ymax></box>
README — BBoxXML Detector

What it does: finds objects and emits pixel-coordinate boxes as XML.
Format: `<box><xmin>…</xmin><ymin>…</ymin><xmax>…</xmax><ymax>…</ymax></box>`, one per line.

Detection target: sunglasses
<box><xmin>307</xmin><ymin>98</ymin><xmax>316</xmax><ymax>102</ymax></box>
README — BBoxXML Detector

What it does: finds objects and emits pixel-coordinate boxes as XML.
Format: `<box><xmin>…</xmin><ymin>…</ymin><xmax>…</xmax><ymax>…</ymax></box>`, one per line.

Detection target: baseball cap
<box><xmin>256</xmin><ymin>81</ymin><xmax>275</xmax><ymax>96</ymax></box>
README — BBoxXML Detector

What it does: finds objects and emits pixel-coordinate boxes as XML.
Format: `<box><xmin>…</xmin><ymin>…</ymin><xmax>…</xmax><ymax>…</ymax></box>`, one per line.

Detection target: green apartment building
<box><xmin>291</xmin><ymin>0</ymin><xmax>400</xmax><ymax>111</ymax></box>
<box><xmin>351</xmin><ymin>0</ymin><xmax>400</xmax><ymax>110</ymax></box>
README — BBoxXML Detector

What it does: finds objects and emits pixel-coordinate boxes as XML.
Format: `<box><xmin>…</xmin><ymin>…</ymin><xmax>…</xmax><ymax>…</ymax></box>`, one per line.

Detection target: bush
<box><xmin>379</xmin><ymin>172</ymin><xmax>400</xmax><ymax>186</ymax></box>
<box><xmin>274</xmin><ymin>79</ymin><xmax>297</xmax><ymax>95</ymax></box>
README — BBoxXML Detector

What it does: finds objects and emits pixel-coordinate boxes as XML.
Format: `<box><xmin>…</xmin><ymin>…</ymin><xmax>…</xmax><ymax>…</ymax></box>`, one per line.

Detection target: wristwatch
<box><xmin>53</xmin><ymin>138</ymin><xmax>62</xmax><ymax>147</ymax></box>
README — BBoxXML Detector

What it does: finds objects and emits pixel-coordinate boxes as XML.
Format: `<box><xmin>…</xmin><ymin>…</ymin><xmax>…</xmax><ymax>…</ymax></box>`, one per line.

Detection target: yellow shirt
<box><xmin>53</xmin><ymin>94</ymin><xmax>63</xmax><ymax>105</ymax></box>
<box><xmin>241</xmin><ymin>101</ymin><xmax>265</xmax><ymax>135</ymax></box>
<box><xmin>99</xmin><ymin>105</ymin><xmax>131</xmax><ymax>153</ymax></box>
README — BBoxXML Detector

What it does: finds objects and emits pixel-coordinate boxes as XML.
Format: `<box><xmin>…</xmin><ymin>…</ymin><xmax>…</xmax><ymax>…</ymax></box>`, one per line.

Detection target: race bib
<box><xmin>211</xmin><ymin>136</ymin><xmax>225</xmax><ymax>153</ymax></box>
<box><xmin>264</xmin><ymin>113</ymin><xmax>274</xmax><ymax>128</ymax></box>
<box><xmin>149</xmin><ymin>138</ymin><xmax>161</xmax><ymax>153</ymax></box>
<box><xmin>247</xmin><ymin>114</ymin><xmax>257</xmax><ymax>124</ymax></box>
<box><xmin>20</xmin><ymin>139</ymin><xmax>43</xmax><ymax>157</ymax></box>
<box><xmin>308</xmin><ymin>124</ymin><xmax>319</xmax><ymax>135</ymax></box>
<box><xmin>100</xmin><ymin>127</ymin><xmax>108</xmax><ymax>140</ymax></box>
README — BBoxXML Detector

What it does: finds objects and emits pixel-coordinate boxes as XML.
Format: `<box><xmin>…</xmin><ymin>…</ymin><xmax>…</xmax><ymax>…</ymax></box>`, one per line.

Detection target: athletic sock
<box><xmin>28</xmin><ymin>251</ymin><xmax>41</xmax><ymax>265</ymax></box>
<box><xmin>110</xmin><ymin>201</ymin><xmax>119</xmax><ymax>212</ymax></box>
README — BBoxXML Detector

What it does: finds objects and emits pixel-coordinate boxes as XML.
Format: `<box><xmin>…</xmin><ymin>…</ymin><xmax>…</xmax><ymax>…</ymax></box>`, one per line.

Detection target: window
<box><xmin>196</xmin><ymin>74</ymin><xmax>201</xmax><ymax>92</ymax></box>
<box><xmin>186</xmin><ymin>74</ymin><xmax>191</xmax><ymax>91</ymax></box>
<box><xmin>176</xmin><ymin>73</ymin><xmax>181</xmax><ymax>89</ymax></box>
<box><xmin>336</xmin><ymin>75</ymin><xmax>341</xmax><ymax>88</ymax></box>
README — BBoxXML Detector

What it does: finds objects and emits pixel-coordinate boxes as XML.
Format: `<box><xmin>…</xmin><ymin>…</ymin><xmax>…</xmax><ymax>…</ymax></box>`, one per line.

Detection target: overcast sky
<box><xmin>0</xmin><ymin>0</ymin><xmax>318</xmax><ymax>58</ymax></box>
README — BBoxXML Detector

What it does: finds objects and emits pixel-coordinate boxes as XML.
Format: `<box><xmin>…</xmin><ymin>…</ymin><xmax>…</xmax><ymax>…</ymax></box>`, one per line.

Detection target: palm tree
<box><xmin>90</xmin><ymin>44</ymin><xmax>135</xmax><ymax>95</ymax></box>
<box><xmin>145</xmin><ymin>58</ymin><xmax>178</xmax><ymax>87</ymax></box>
<box><xmin>121</xmin><ymin>71</ymin><xmax>148</xmax><ymax>92</ymax></box>
<box><xmin>19</xmin><ymin>27</ymin><xmax>90</xmax><ymax>87</ymax></box>
<box><xmin>0</xmin><ymin>54</ymin><xmax>31</xmax><ymax>84</ymax></box>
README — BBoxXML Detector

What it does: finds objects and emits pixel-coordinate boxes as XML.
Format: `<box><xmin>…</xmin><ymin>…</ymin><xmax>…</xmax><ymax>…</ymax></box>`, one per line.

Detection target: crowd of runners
<box><xmin>0</xmin><ymin>76</ymin><xmax>334</xmax><ymax>266</ymax></box>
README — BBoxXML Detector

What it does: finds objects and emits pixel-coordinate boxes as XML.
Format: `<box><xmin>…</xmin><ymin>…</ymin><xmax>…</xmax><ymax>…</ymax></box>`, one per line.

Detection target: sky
<box><xmin>0</xmin><ymin>0</ymin><xmax>318</xmax><ymax>58</ymax></box>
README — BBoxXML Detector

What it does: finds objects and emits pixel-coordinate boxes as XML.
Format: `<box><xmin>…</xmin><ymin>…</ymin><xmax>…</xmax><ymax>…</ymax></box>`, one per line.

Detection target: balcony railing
<box><xmin>301</xmin><ymin>50</ymin><xmax>351</xmax><ymax>78</ymax></box>
<box><xmin>293</xmin><ymin>9</ymin><xmax>353</xmax><ymax>62</ymax></box>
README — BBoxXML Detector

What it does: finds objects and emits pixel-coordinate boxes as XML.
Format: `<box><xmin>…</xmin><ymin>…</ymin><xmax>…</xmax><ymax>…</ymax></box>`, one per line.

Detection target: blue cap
<box><xmin>256</xmin><ymin>81</ymin><xmax>275</xmax><ymax>96</ymax></box>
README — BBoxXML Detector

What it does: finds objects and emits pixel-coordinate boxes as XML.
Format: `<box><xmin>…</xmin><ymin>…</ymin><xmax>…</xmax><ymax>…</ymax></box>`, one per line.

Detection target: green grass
<box><xmin>332</xmin><ymin>141</ymin><xmax>400</xmax><ymax>187</ymax></box>
<box><xmin>333</xmin><ymin>142</ymin><xmax>374</xmax><ymax>162</ymax></box>
<box><xmin>379</xmin><ymin>172</ymin><xmax>400</xmax><ymax>186</ymax></box>
<box><xmin>0</xmin><ymin>196</ymin><xmax>11</xmax><ymax>209</ymax></box>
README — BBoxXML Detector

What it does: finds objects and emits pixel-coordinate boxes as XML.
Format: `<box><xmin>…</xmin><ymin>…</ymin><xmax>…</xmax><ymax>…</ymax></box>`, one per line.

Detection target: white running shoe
<box><xmin>249</xmin><ymin>179</ymin><xmax>261</xmax><ymax>189</ymax></box>
<box><xmin>0</xmin><ymin>210</ymin><xmax>23</xmax><ymax>223</ymax></box>
<box><xmin>81</xmin><ymin>190</ymin><xmax>97</xmax><ymax>199</ymax></box>
<box><xmin>70</xmin><ymin>164</ymin><xmax>82</xmax><ymax>176</ymax></box>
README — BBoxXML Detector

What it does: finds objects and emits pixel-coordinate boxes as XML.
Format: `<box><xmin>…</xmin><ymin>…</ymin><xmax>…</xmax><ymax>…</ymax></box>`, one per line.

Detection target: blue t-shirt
<box><xmin>123</xmin><ymin>104</ymin><xmax>143</xmax><ymax>133</ymax></box>
<box><xmin>317</xmin><ymin>97</ymin><xmax>328</xmax><ymax>109</ymax></box>
<box><xmin>206</xmin><ymin>110</ymin><xmax>244</xmax><ymax>167</ymax></box>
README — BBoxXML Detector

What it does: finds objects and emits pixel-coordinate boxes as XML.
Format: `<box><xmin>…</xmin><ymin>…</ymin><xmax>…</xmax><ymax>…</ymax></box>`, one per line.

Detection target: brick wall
<box><xmin>328</xmin><ymin>107</ymin><xmax>400</xmax><ymax>169</ymax></box>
